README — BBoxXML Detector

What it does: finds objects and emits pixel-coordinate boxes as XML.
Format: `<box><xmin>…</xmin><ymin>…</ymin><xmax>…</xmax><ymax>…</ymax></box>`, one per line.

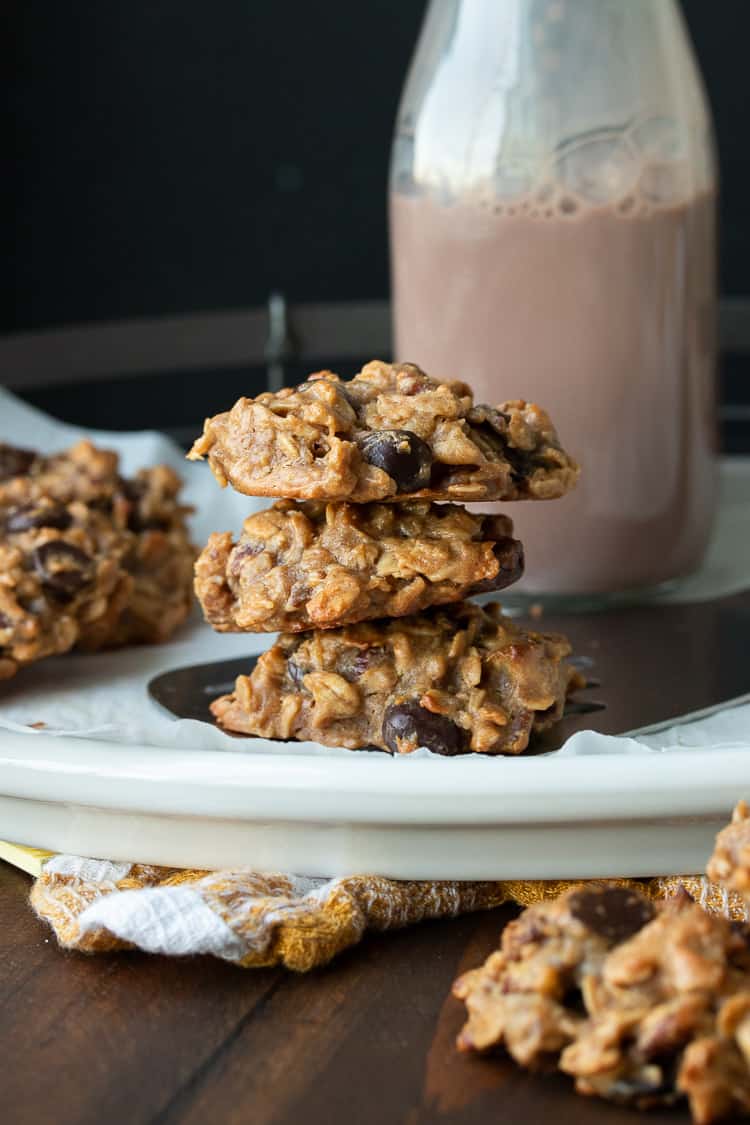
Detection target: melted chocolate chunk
<box><xmin>382</xmin><ymin>699</ymin><xmax>466</xmax><ymax>756</ymax></box>
<box><xmin>469</xmin><ymin>413</ymin><xmax>537</xmax><ymax>482</ymax></box>
<box><xmin>333</xmin><ymin>384</ymin><xmax>360</xmax><ymax>416</ymax></box>
<box><xmin>356</xmin><ymin>430</ymin><xmax>432</xmax><ymax>492</ymax></box>
<box><xmin>568</xmin><ymin>886</ymin><xmax>655</xmax><ymax>944</ymax></box>
<box><xmin>0</xmin><ymin>444</ymin><xmax>37</xmax><ymax>482</ymax></box>
<box><xmin>118</xmin><ymin>477</ymin><xmax>169</xmax><ymax>531</ymax></box>
<box><xmin>503</xmin><ymin>445</ymin><xmax>537</xmax><ymax>484</ymax></box>
<box><xmin>32</xmin><ymin>542</ymin><xmax>93</xmax><ymax>602</ymax></box>
<box><xmin>5</xmin><ymin>503</ymin><xmax>72</xmax><ymax>533</ymax></box>
<box><xmin>730</xmin><ymin>920</ymin><xmax>750</xmax><ymax>944</ymax></box>
<box><xmin>130</xmin><ymin>515</ymin><xmax>170</xmax><ymax>533</ymax></box>
<box><xmin>119</xmin><ymin>477</ymin><xmax>146</xmax><ymax>503</ymax></box>
<box><xmin>470</xmin><ymin>538</ymin><xmax>525</xmax><ymax>594</ymax></box>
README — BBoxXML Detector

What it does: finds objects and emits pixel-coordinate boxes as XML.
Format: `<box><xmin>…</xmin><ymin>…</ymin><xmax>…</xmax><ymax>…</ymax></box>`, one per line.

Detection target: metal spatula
<box><xmin>148</xmin><ymin>594</ymin><xmax>750</xmax><ymax>752</ymax></box>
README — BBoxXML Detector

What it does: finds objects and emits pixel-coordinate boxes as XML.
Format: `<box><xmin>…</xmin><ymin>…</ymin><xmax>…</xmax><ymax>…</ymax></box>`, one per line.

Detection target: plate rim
<box><xmin>0</xmin><ymin>728</ymin><xmax>747</xmax><ymax>826</ymax></box>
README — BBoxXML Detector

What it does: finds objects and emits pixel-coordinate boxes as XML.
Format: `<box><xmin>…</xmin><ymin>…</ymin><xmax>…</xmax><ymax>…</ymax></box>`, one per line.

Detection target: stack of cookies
<box><xmin>190</xmin><ymin>361</ymin><xmax>581</xmax><ymax>756</ymax></box>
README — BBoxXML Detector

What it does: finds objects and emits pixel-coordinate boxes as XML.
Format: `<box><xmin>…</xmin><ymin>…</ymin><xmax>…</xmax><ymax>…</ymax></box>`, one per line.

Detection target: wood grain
<box><xmin>0</xmin><ymin>864</ymin><xmax>694</xmax><ymax>1124</ymax></box>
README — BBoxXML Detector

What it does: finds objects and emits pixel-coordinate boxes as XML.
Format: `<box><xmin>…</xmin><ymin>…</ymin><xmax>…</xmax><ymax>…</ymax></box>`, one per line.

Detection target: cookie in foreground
<box><xmin>454</xmin><ymin>882</ymin><xmax>750</xmax><ymax>1124</ymax></box>
<box><xmin>0</xmin><ymin>439</ymin><xmax>194</xmax><ymax>678</ymax></box>
<box><xmin>195</xmin><ymin>499</ymin><xmax>524</xmax><ymax>633</ymax></box>
<box><xmin>210</xmin><ymin>600</ymin><xmax>579</xmax><ymax>755</ymax></box>
<box><xmin>188</xmin><ymin>360</ymin><xmax>579</xmax><ymax>504</ymax></box>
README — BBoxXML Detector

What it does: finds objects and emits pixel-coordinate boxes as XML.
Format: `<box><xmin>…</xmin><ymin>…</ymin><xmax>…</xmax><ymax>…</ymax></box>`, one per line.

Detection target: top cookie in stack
<box><xmin>188</xmin><ymin>360</ymin><xmax>579</xmax><ymax>504</ymax></box>
<box><xmin>190</xmin><ymin>361</ymin><xmax>582</xmax><ymax>756</ymax></box>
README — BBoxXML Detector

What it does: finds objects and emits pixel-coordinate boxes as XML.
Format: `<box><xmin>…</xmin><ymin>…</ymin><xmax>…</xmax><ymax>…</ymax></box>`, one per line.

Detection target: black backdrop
<box><xmin>7</xmin><ymin>1</ymin><xmax>750</xmax><ymax>335</ymax></box>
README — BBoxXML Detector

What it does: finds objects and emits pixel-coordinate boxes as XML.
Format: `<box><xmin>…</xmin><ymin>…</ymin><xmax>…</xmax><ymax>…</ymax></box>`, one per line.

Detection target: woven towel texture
<box><xmin>29</xmin><ymin>858</ymin><xmax>750</xmax><ymax>972</ymax></box>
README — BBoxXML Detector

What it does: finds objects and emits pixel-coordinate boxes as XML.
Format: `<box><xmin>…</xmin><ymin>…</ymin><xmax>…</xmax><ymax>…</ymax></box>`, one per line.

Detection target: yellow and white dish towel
<box><xmin>9</xmin><ymin>843</ymin><xmax>748</xmax><ymax>972</ymax></box>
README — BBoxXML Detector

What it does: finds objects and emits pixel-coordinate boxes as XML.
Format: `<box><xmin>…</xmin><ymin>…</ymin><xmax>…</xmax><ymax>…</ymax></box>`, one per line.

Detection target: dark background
<box><xmin>5</xmin><ymin>1</ymin><xmax>750</xmax><ymax>443</ymax></box>
<box><xmin>7</xmin><ymin>0</ymin><xmax>750</xmax><ymax>329</ymax></box>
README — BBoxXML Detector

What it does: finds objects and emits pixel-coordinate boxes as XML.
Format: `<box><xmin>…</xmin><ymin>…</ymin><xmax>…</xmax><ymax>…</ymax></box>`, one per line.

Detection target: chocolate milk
<box><xmin>390</xmin><ymin>190</ymin><xmax>717</xmax><ymax>595</ymax></box>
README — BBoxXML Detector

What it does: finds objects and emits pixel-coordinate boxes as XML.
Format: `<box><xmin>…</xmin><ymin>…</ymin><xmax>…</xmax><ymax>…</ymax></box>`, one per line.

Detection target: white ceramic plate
<box><xmin>0</xmin><ymin>402</ymin><xmax>746</xmax><ymax>878</ymax></box>
<box><xmin>0</xmin><ymin>728</ymin><xmax>744</xmax><ymax>878</ymax></box>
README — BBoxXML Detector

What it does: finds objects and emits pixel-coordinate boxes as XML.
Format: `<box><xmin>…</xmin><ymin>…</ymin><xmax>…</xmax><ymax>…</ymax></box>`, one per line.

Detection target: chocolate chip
<box><xmin>335</xmin><ymin>385</ymin><xmax>359</xmax><ymax>415</ymax></box>
<box><xmin>5</xmin><ymin>503</ymin><xmax>72</xmax><ymax>533</ymax></box>
<box><xmin>0</xmin><ymin>611</ymin><xmax>11</xmax><ymax>629</ymax></box>
<box><xmin>504</xmin><ymin>445</ymin><xmax>536</xmax><ymax>483</ymax></box>
<box><xmin>32</xmin><ymin>542</ymin><xmax>93</xmax><ymax>602</ymax></box>
<box><xmin>561</xmin><ymin>986</ymin><xmax>587</xmax><ymax>1015</ymax></box>
<box><xmin>467</xmin><ymin>415</ymin><xmax>508</xmax><ymax>455</ymax></box>
<box><xmin>356</xmin><ymin>430</ymin><xmax>432</xmax><ymax>492</ymax></box>
<box><xmin>119</xmin><ymin>477</ymin><xmax>146</xmax><ymax>503</ymax></box>
<box><xmin>470</xmin><ymin>539</ymin><xmax>525</xmax><ymax>594</ymax></box>
<box><xmin>0</xmin><ymin>444</ymin><xmax>37</xmax><ymax>481</ymax></box>
<box><xmin>118</xmin><ymin>477</ymin><xmax>168</xmax><ymax>531</ymax></box>
<box><xmin>568</xmin><ymin>886</ymin><xmax>654</xmax><ymax>944</ymax></box>
<box><xmin>731</xmin><ymin>920</ymin><xmax>750</xmax><ymax>943</ymax></box>
<box><xmin>382</xmin><ymin>699</ymin><xmax>466</xmax><ymax>756</ymax></box>
<box><xmin>469</xmin><ymin>415</ymin><xmax>536</xmax><ymax>482</ymax></box>
<box><xmin>129</xmin><ymin>514</ymin><xmax>170</xmax><ymax>533</ymax></box>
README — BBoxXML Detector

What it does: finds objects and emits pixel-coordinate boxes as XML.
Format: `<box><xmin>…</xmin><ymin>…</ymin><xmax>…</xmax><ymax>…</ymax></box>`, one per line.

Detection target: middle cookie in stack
<box><xmin>191</xmin><ymin>360</ymin><xmax>581</xmax><ymax>757</ymax></box>
<box><xmin>195</xmin><ymin>500</ymin><xmax>523</xmax><ymax>633</ymax></box>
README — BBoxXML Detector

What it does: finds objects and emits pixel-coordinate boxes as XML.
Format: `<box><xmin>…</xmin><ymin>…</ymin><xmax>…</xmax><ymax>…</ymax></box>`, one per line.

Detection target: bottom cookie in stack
<box><xmin>210</xmin><ymin>600</ymin><xmax>583</xmax><ymax>756</ymax></box>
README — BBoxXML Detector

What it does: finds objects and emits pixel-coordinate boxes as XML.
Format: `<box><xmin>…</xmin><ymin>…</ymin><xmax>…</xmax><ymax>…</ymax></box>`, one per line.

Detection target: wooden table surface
<box><xmin>1</xmin><ymin>862</ymin><xmax>692</xmax><ymax>1125</ymax></box>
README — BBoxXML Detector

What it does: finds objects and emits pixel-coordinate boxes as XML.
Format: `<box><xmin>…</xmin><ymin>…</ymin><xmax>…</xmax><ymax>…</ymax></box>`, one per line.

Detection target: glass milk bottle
<box><xmin>390</xmin><ymin>0</ymin><xmax>718</xmax><ymax>598</ymax></box>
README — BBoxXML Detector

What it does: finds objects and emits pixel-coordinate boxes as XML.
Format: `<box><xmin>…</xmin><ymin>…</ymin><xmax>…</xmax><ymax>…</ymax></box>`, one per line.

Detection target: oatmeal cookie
<box><xmin>454</xmin><ymin>885</ymin><xmax>750</xmax><ymax>1124</ymax></box>
<box><xmin>0</xmin><ymin>440</ymin><xmax>194</xmax><ymax>678</ymax></box>
<box><xmin>187</xmin><ymin>360</ymin><xmax>579</xmax><ymax>504</ymax></box>
<box><xmin>195</xmin><ymin>499</ymin><xmax>523</xmax><ymax>634</ymax></box>
<box><xmin>210</xmin><ymin>600</ymin><xmax>579</xmax><ymax>755</ymax></box>
<box><xmin>87</xmin><ymin>462</ymin><xmax>196</xmax><ymax>648</ymax></box>
<box><xmin>707</xmin><ymin>801</ymin><xmax>750</xmax><ymax>902</ymax></box>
